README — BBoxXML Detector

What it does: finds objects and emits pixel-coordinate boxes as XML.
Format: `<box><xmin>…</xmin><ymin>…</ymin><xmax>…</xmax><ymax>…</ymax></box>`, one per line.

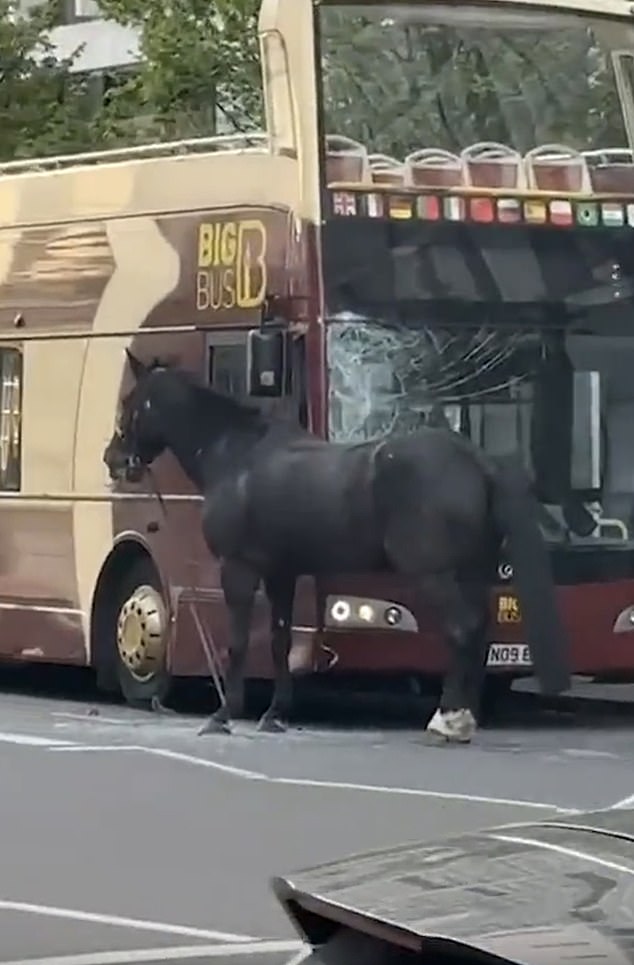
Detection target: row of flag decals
<box><xmin>330</xmin><ymin>190</ymin><xmax>634</xmax><ymax>228</ymax></box>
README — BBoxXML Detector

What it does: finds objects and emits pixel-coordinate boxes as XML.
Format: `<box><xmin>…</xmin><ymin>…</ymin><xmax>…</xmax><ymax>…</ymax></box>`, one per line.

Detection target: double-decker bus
<box><xmin>3</xmin><ymin>0</ymin><xmax>634</xmax><ymax>710</ymax></box>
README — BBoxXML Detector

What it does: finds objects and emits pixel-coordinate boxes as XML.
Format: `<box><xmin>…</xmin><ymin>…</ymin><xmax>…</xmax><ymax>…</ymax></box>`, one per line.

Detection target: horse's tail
<box><xmin>488</xmin><ymin>453</ymin><xmax>571</xmax><ymax>695</ymax></box>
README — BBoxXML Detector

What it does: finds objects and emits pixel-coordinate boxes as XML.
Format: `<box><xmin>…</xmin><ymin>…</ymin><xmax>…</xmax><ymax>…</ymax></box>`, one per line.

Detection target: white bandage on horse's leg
<box><xmin>426</xmin><ymin>707</ymin><xmax>476</xmax><ymax>743</ymax></box>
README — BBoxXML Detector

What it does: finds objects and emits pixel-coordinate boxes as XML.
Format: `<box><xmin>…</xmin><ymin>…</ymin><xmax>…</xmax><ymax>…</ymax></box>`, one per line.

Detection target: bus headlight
<box><xmin>358</xmin><ymin>603</ymin><xmax>376</xmax><ymax>623</ymax></box>
<box><xmin>330</xmin><ymin>600</ymin><xmax>351</xmax><ymax>623</ymax></box>
<box><xmin>325</xmin><ymin>595</ymin><xmax>417</xmax><ymax>631</ymax></box>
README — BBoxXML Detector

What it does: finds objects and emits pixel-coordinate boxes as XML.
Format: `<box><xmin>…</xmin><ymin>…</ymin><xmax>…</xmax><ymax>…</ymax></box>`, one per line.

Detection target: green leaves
<box><xmin>96</xmin><ymin>0</ymin><xmax>263</xmax><ymax>141</ymax></box>
<box><xmin>0</xmin><ymin>0</ymin><xmax>101</xmax><ymax>160</ymax></box>
<box><xmin>0</xmin><ymin>0</ymin><xmax>263</xmax><ymax>162</ymax></box>
<box><xmin>0</xmin><ymin>0</ymin><xmax>627</xmax><ymax>172</ymax></box>
<box><xmin>319</xmin><ymin>9</ymin><xmax>627</xmax><ymax>160</ymax></box>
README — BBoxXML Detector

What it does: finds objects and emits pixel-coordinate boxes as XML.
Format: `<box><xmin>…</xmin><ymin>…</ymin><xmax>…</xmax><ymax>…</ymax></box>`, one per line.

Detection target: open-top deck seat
<box><xmin>404</xmin><ymin>148</ymin><xmax>463</xmax><ymax>188</ymax></box>
<box><xmin>325</xmin><ymin>134</ymin><xmax>369</xmax><ymax>185</ymax></box>
<box><xmin>324</xmin><ymin>133</ymin><xmax>634</xmax><ymax>201</ymax></box>
<box><xmin>584</xmin><ymin>148</ymin><xmax>634</xmax><ymax>194</ymax></box>
<box><xmin>585</xmin><ymin>148</ymin><xmax>634</xmax><ymax>165</ymax></box>
<box><xmin>461</xmin><ymin>141</ymin><xmax>525</xmax><ymax>189</ymax></box>
<box><xmin>368</xmin><ymin>153</ymin><xmax>405</xmax><ymax>186</ymax></box>
<box><xmin>524</xmin><ymin>144</ymin><xmax>592</xmax><ymax>193</ymax></box>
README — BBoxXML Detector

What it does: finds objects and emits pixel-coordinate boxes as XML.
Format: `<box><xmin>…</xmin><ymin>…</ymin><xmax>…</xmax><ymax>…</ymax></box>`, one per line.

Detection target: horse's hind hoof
<box><xmin>198</xmin><ymin>717</ymin><xmax>231</xmax><ymax>736</ymax></box>
<box><xmin>257</xmin><ymin>715</ymin><xmax>287</xmax><ymax>734</ymax></box>
<box><xmin>423</xmin><ymin>708</ymin><xmax>475</xmax><ymax>746</ymax></box>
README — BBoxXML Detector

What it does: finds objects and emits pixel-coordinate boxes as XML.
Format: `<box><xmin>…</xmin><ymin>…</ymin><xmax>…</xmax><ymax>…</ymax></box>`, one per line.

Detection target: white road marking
<box><xmin>141</xmin><ymin>747</ymin><xmax>266</xmax><ymax>781</ymax></box>
<box><xmin>50</xmin><ymin>740</ymin><xmax>569</xmax><ymax>810</ymax></box>
<box><xmin>48</xmin><ymin>742</ymin><xmax>565</xmax><ymax>809</ymax></box>
<box><xmin>610</xmin><ymin>793</ymin><xmax>634</xmax><ymax>809</ymax></box>
<box><xmin>50</xmin><ymin>744</ymin><xmax>266</xmax><ymax>780</ymax></box>
<box><xmin>280</xmin><ymin>945</ymin><xmax>312</xmax><ymax>965</ymax></box>
<box><xmin>0</xmin><ymin>727</ymin><xmax>576</xmax><ymax>812</ymax></box>
<box><xmin>50</xmin><ymin>746</ymin><xmax>139</xmax><ymax>753</ymax></box>
<box><xmin>268</xmin><ymin>775</ymin><xmax>567</xmax><ymax>811</ymax></box>
<box><xmin>51</xmin><ymin>744</ymin><xmax>564</xmax><ymax>814</ymax></box>
<box><xmin>490</xmin><ymin>834</ymin><xmax>634</xmax><ymax>876</ymax></box>
<box><xmin>0</xmin><ymin>732</ymin><xmax>76</xmax><ymax>747</ymax></box>
<box><xmin>0</xmin><ymin>900</ymin><xmax>258</xmax><ymax>943</ymax></box>
<box><xmin>562</xmin><ymin>748</ymin><xmax>619</xmax><ymax>760</ymax></box>
<box><xmin>0</xmin><ymin>940</ymin><xmax>305</xmax><ymax>965</ymax></box>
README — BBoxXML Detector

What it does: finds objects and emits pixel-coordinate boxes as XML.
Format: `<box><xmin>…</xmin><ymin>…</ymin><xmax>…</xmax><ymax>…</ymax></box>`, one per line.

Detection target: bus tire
<box><xmin>108</xmin><ymin>557</ymin><xmax>172</xmax><ymax>709</ymax></box>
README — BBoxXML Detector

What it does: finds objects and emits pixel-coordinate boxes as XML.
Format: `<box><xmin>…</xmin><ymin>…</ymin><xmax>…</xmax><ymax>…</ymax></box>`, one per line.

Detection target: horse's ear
<box><xmin>125</xmin><ymin>349</ymin><xmax>147</xmax><ymax>380</ymax></box>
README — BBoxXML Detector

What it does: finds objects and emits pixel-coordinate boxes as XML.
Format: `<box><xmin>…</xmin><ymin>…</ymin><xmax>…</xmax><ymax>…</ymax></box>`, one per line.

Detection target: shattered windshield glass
<box><xmin>327</xmin><ymin>317</ymin><xmax>634</xmax><ymax>545</ymax></box>
<box><xmin>327</xmin><ymin>317</ymin><xmax>536</xmax><ymax>443</ymax></box>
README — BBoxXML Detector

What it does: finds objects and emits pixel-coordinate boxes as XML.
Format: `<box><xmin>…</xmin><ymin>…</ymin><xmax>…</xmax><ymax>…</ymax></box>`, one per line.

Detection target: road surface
<box><xmin>1</xmin><ymin>670</ymin><xmax>634</xmax><ymax>965</ymax></box>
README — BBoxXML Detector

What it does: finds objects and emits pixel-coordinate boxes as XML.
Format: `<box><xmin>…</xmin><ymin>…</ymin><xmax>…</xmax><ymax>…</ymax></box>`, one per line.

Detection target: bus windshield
<box><xmin>327</xmin><ymin>317</ymin><xmax>634</xmax><ymax>546</ymax></box>
<box><xmin>317</xmin><ymin>3</ymin><xmax>629</xmax><ymax>178</ymax></box>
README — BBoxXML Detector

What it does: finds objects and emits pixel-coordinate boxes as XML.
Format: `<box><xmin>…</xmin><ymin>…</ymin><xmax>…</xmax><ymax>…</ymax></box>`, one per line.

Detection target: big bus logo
<box><xmin>497</xmin><ymin>595</ymin><xmax>521</xmax><ymax>624</ymax></box>
<box><xmin>196</xmin><ymin>219</ymin><xmax>267</xmax><ymax>312</ymax></box>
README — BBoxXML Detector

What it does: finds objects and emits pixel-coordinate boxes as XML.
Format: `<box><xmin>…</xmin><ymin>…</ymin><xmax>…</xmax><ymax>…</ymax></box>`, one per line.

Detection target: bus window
<box><xmin>207</xmin><ymin>332</ymin><xmax>308</xmax><ymax>426</ymax></box>
<box><xmin>291</xmin><ymin>334</ymin><xmax>308</xmax><ymax>429</ymax></box>
<box><xmin>208</xmin><ymin>341</ymin><xmax>248</xmax><ymax>399</ymax></box>
<box><xmin>0</xmin><ymin>347</ymin><xmax>22</xmax><ymax>492</ymax></box>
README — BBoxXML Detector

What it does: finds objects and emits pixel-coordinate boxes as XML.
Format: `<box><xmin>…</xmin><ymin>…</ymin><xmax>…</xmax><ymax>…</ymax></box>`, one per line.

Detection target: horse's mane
<box><xmin>151</xmin><ymin>359</ymin><xmax>265</xmax><ymax>429</ymax></box>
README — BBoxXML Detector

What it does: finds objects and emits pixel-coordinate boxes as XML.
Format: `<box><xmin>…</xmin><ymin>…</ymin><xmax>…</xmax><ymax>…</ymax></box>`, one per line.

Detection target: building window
<box><xmin>0</xmin><ymin>349</ymin><xmax>22</xmax><ymax>492</ymax></box>
<box><xmin>60</xmin><ymin>0</ymin><xmax>101</xmax><ymax>23</ymax></box>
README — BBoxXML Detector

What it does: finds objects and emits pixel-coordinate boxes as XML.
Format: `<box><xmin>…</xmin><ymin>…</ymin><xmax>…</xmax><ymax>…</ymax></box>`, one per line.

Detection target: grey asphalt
<box><xmin>1</xmin><ymin>675</ymin><xmax>634</xmax><ymax>965</ymax></box>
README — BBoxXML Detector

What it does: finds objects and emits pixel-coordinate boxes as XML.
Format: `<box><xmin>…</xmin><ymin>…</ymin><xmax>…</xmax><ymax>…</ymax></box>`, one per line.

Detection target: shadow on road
<box><xmin>0</xmin><ymin>662</ymin><xmax>633</xmax><ymax>732</ymax></box>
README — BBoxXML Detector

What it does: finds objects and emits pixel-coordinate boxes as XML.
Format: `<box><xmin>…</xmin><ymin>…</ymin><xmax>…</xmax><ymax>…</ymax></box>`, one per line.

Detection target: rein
<box><xmin>147</xmin><ymin>466</ymin><xmax>167</xmax><ymax>520</ymax></box>
<box><xmin>145</xmin><ymin>464</ymin><xmax>228</xmax><ymax>712</ymax></box>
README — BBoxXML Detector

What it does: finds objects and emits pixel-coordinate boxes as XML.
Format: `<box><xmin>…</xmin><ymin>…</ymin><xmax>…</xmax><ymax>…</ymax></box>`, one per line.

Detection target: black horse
<box><xmin>103</xmin><ymin>350</ymin><xmax>570</xmax><ymax>743</ymax></box>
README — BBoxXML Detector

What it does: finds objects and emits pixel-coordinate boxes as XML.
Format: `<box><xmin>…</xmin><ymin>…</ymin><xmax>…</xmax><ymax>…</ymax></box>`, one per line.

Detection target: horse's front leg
<box><xmin>199</xmin><ymin>560</ymin><xmax>259</xmax><ymax>736</ymax></box>
<box><xmin>258</xmin><ymin>572</ymin><xmax>296</xmax><ymax>734</ymax></box>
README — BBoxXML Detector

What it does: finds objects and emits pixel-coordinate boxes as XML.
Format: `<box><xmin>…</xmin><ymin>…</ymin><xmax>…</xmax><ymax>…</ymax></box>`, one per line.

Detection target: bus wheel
<box><xmin>112</xmin><ymin>559</ymin><xmax>172</xmax><ymax>709</ymax></box>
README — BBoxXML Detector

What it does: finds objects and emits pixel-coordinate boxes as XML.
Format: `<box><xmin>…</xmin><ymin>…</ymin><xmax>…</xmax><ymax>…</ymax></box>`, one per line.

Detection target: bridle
<box><xmin>112</xmin><ymin>421</ymin><xmax>167</xmax><ymax>517</ymax></box>
<box><xmin>112</xmin><ymin>424</ymin><xmax>144</xmax><ymax>477</ymax></box>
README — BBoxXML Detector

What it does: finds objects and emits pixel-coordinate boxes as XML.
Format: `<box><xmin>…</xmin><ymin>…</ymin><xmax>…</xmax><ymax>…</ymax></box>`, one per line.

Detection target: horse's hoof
<box><xmin>257</xmin><ymin>715</ymin><xmax>287</xmax><ymax>734</ymax></box>
<box><xmin>424</xmin><ymin>708</ymin><xmax>475</xmax><ymax>745</ymax></box>
<box><xmin>198</xmin><ymin>717</ymin><xmax>231</xmax><ymax>736</ymax></box>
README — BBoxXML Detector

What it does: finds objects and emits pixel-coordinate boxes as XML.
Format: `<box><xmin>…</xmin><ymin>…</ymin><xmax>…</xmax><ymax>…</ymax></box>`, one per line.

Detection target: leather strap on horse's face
<box><xmin>114</xmin><ymin>421</ymin><xmax>166</xmax><ymax>518</ymax></box>
<box><xmin>113</xmin><ymin>405</ymin><xmax>150</xmax><ymax>480</ymax></box>
<box><xmin>146</xmin><ymin>465</ymin><xmax>167</xmax><ymax>520</ymax></box>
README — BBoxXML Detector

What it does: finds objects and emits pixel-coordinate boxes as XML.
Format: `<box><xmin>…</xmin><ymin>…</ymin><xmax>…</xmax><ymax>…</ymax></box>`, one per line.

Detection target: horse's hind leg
<box><xmin>199</xmin><ymin>560</ymin><xmax>259</xmax><ymax>737</ymax></box>
<box><xmin>420</xmin><ymin>574</ymin><xmax>489</xmax><ymax>745</ymax></box>
<box><xmin>463</xmin><ymin>588</ymin><xmax>491</xmax><ymax>724</ymax></box>
<box><xmin>258</xmin><ymin>573</ymin><xmax>296</xmax><ymax>734</ymax></box>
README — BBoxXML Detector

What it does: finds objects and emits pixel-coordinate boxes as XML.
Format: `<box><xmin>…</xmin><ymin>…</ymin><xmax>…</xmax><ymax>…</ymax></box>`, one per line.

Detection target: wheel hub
<box><xmin>116</xmin><ymin>585</ymin><xmax>167</xmax><ymax>682</ymax></box>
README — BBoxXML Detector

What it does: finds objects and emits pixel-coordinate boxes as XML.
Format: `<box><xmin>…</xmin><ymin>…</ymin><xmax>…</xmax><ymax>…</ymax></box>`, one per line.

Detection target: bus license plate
<box><xmin>486</xmin><ymin>643</ymin><xmax>532</xmax><ymax>667</ymax></box>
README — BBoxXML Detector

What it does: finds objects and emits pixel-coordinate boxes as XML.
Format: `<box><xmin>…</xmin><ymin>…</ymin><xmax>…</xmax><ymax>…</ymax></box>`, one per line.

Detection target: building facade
<box><xmin>18</xmin><ymin>0</ymin><xmax>141</xmax><ymax>74</ymax></box>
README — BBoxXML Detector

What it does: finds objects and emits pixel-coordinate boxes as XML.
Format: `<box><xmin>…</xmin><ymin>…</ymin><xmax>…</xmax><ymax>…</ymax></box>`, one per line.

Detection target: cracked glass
<box><xmin>326</xmin><ymin>316</ymin><xmax>634</xmax><ymax>545</ymax></box>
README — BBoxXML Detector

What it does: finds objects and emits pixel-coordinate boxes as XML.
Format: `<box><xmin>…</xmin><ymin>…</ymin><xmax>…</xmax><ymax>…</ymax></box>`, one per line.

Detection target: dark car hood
<box><xmin>272</xmin><ymin>808</ymin><xmax>634</xmax><ymax>965</ymax></box>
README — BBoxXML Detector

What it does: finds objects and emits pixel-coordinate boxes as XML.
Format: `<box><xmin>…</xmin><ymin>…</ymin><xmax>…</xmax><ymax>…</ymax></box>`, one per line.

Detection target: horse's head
<box><xmin>103</xmin><ymin>349</ymin><xmax>170</xmax><ymax>483</ymax></box>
